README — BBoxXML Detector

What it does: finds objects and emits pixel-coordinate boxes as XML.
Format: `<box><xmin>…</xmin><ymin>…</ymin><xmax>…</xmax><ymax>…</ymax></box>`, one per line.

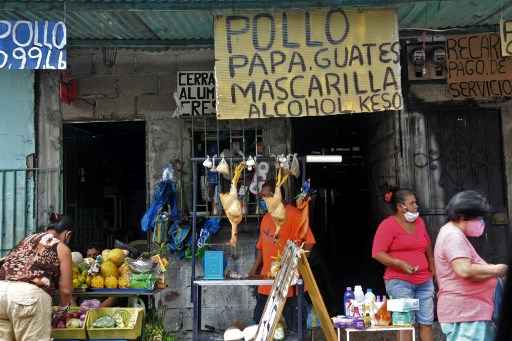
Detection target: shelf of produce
<box><xmin>73</xmin><ymin>289</ymin><xmax>162</xmax><ymax>297</ymax></box>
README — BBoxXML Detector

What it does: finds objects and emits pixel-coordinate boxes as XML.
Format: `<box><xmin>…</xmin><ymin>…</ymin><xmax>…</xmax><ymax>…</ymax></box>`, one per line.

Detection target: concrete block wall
<box><xmin>62</xmin><ymin>48</ymin><xmax>212</xmax><ymax>121</ymax></box>
<box><xmin>61</xmin><ymin>48</ymin><xmax>292</xmax><ymax>336</ymax></box>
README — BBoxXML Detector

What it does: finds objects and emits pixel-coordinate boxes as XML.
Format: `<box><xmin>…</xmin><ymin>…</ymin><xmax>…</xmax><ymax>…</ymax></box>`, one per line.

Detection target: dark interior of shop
<box><xmin>63</xmin><ymin>121</ymin><xmax>146</xmax><ymax>255</ymax></box>
<box><xmin>293</xmin><ymin>114</ymin><xmax>386</xmax><ymax>316</ymax></box>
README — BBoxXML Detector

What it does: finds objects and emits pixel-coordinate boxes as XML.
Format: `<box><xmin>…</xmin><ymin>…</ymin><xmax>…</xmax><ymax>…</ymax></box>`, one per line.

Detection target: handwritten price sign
<box><xmin>0</xmin><ymin>21</ymin><xmax>67</xmax><ymax>70</ymax></box>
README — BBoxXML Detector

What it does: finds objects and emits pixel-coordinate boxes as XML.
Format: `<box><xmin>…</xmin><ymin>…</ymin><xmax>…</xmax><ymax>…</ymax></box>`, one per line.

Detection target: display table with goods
<box><xmin>332</xmin><ymin>285</ymin><xmax>418</xmax><ymax>341</ymax></box>
<box><xmin>189</xmin><ymin>156</ymin><xmax>313</xmax><ymax>341</ymax></box>
<box><xmin>51</xmin><ymin>301</ymin><xmax>144</xmax><ymax>341</ymax></box>
<box><xmin>55</xmin><ymin>248</ymin><xmax>171</xmax><ymax>340</ymax></box>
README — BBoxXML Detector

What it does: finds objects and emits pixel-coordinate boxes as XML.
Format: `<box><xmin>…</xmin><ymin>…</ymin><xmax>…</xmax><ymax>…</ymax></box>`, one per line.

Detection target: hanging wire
<box><xmin>63</xmin><ymin>1</ymin><xmax>67</xmax><ymax>26</ymax></box>
<box><xmin>203</xmin><ymin>118</ymin><xmax>207</xmax><ymax>158</ymax></box>
<box><xmin>216</xmin><ymin>117</ymin><xmax>220</xmax><ymax>157</ymax></box>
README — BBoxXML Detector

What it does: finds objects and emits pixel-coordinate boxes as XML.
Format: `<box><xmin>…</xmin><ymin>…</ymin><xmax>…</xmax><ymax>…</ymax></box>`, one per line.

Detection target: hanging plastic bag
<box><xmin>216</xmin><ymin>158</ymin><xmax>230</xmax><ymax>177</ymax></box>
<box><xmin>162</xmin><ymin>164</ymin><xmax>176</xmax><ymax>182</ymax></box>
<box><xmin>141</xmin><ymin>174</ymin><xmax>178</xmax><ymax>232</ymax></box>
<box><xmin>290</xmin><ymin>154</ymin><xmax>300</xmax><ymax>178</ymax></box>
<box><xmin>197</xmin><ymin>218</ymin><xmax>221</xmax><ymax>249</ymax></box>
<box><xmin>167</xmin><ymin>220</ymin><xmax>191</xmax><ymax>253</ymax></box>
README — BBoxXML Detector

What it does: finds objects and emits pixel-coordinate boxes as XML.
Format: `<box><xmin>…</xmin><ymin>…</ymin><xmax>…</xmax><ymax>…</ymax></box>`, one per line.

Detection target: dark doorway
<box><xmin>292</xmin><ymin>114</ymin><xmax>388</xmax><ymax>316</ymax></box>
<box><xmin>63</xmin><ymin>121</ymin><xmax>146</xmax><ymax>254</ymax></box>
<box><xmin>412</xmin><ymin>107</ymin><xmax>509</xmax><ymax>263</ymax></box>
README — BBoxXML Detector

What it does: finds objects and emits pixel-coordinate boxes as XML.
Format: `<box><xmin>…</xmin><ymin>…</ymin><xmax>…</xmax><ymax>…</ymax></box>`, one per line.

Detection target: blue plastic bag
<box><xmin>140</xmin><ymin>179</ymin><xmax>178</xmax><ymax>232</ymax></box>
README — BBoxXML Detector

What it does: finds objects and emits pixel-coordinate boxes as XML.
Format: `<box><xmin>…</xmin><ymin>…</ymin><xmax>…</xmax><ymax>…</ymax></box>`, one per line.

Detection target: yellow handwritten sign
<box><xmin>501</xmin><ymin>19</ymin><xmax>512</xmax><ymax>57</ymax></box>
<box><xmin>446</xmin><ymin>32</ymin><xmax>512</xmax><ymax>98</ymax></box>
<box><xmin>214</xmin><ymin>8</ymin><xmax>402</xmax><ymax>120</ymax></box>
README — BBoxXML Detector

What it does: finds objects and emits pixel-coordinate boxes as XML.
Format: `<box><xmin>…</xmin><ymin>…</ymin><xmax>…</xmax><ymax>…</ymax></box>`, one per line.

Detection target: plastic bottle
<box><xmin>365</xmin><ymin>289</ymin><xmax>376</xmax><ymax>305</ymax></box>
<box><xmin>354</xmin><ymin>285</ymin><xmax>365</xmax><ymax>304</ymax></box>
<box><xmin>343</xmin><ymin>287</ymin><xmax>355</xmax><ymax>317</ymax></box>
<box><xmin>364</xmin><ymin>313</ymin><xmax>372</xmax><ymax>329</ymax></box>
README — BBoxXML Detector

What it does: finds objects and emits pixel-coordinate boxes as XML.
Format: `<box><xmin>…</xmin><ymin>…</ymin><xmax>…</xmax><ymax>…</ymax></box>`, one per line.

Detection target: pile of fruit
<box><xmin>91</xmin><ymin>310</ymin><xmax>135</xmax><ymax>329</ymax></box>
<box><xmin>72</xmin><ymin>249</ymin><xmax>130</xmax><ymax>289</ymax></box>
<box><xmin>52</xmin><ymin>300</ymin><xmax>101</xmax><ymax>329</ymax></box>
<box><xmin>89</xmin><ymin>248</ymin><xmax>131</xmax><ymax>289</ymax></box>
<box><xmin>52</xmin><ymin>310</ymin><xmax>86</xmax><ymax>329</ymax></box>
<box><xmin>71</xmin><ymin>248</ymin><xmax>169</xmax><ymax>290</ymax></box>
<box><xmin>72</xmin><ymin>253</ymin><xmax>90</xmax><ymax>289</ymax></box>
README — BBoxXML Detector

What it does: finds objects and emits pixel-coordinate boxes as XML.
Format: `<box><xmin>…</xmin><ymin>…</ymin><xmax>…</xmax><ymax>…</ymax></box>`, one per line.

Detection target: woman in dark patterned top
<box><xmin>0</xmin><ymin>216</ymin><xmax>73</xmax><ymax>341</ymax></box>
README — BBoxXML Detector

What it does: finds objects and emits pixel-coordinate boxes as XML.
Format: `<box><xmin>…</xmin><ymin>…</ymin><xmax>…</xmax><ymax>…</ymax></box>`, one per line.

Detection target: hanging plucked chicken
<box><xmin>263</xmin><ymin>167</ymin><xmax>289</xmax><ymax>242</ymax></box>
<box><xmin>220</xmin><ymin>162</ymin><xmax>246</xmax><ymax>246</ymax></box>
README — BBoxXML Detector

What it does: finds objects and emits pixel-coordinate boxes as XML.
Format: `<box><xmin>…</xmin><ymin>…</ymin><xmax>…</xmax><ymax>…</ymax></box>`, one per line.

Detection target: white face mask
<box><xmin>404</xmin><ymin>211</ymin><xmax>419</xmax><ymax>222</ymax></box>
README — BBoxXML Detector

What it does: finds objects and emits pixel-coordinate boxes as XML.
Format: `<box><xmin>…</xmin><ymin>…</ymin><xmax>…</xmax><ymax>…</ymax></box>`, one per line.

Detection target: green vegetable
<box><xmin>92</xmin><ymin>316</ymin><xmax>116</xmax><ymax>328</ymax></box>
<box><xmin>112</xmin><ymin>313</ymin><xmax>125</xmax><ymax>328</ymax></box>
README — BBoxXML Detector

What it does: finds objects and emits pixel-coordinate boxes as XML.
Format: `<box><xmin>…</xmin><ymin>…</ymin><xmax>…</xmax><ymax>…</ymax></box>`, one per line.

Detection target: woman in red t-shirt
<box><xmin>372</xmin><ymin>188</ymin><xmax>435</xmax><ymax>341</ymax></box>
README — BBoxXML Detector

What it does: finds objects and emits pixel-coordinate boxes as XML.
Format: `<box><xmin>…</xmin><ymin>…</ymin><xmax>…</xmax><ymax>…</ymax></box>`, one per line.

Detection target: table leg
<box><xmin>412</xmin><ymin>327</ymin><xmax>415</xmax><ymax>341</ymax></box>
<box><xmin>298</xmin><ymin>281</ymin><xmax>304</xmax><ymax>341</ymax></box>
<box><xmin>346</xmin><ymin>329</ymin><xmax>350</xmax><ymax>341</ymax></box>
<box><xmin>192</xmin><ymin>284</ymin><xmax>202</xmax><ymax>340</ymax></box>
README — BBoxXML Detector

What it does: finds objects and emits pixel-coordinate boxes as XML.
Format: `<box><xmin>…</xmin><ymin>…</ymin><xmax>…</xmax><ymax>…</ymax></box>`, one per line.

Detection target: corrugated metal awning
<box><xmin>0</xmin><ymin>0</ymin><xmax>507</xmax><ymax>47</ymax></box>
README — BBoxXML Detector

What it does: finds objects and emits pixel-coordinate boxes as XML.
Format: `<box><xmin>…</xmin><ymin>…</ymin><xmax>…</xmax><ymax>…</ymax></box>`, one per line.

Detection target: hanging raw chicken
<box><xmin>264</xmin><ymin>167</ymin><xmax>289</xmax><ymax>242</ymax></box>
<box><xmin>220</xmin><ymin>162</ymin><xmax>246</xmax><ymax>246</ymax></box>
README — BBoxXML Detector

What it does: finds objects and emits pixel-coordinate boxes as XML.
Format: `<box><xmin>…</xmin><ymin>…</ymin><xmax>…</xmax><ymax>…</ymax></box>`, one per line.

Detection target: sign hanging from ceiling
<box><xmin>174</xmin><ymin>71</ymin><xmax>216</xmax><ymax>117</ymax></box>
<box><xmin>447</xmin><ymin>32</ymin><xmax>512</xmax><ymax>98</ymax></box>
<box><xmin>214</xmin><ymin>8</ymin><xmax>402</xmax><ymax>120</ymax></box>
<box><xmin>0</xmin><ymin>21</ymin><xmax>67</xmax><ymax>70</ymax></box>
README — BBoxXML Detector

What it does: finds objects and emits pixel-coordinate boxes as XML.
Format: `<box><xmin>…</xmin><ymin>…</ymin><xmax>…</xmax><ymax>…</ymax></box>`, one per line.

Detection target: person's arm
<box><xmin>426</xmin><ymin>245</ymin><xmax>436</xmax><ymax>278</ymax></box>
<box><xmin>451</xmin><ymin>258</ymin><xmax>507</xmax><ymax>281</ymax></box>
<box><xmin>421</xmin><ymin>220</ymin><xmax>436</xmax><ymax>278</ymax></box>
<box><xmin>57</xmin><ymin>243</ymin><xmax>73</xmax><ymax>307</ymax></box>
<box><xmin>100</xmin><ymin>297</ymin><xmax>117</xmax><ymax>308</ymax></box>
<box><xmin>373</xmin><ymin>251</ymin><xmax>416</xmax><ymax>274</ymax></box>
<box><xmin>248</xmin><ymin>249</ymin><xmax>262</xmax><ymax>277</ymax></box>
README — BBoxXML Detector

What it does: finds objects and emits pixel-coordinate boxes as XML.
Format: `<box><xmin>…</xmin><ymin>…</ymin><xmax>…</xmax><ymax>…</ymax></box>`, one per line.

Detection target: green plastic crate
<box><xmin>86</xmin><ymin>308</ymin><xmax>144</xmax><ymax>340</ymax></box>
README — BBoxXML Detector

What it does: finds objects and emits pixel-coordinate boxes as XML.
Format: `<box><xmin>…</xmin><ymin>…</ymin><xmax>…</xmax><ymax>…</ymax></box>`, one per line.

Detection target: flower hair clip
<box><xmin>384</xmin><ymin>191</ymin><xmax>393</xmax><ymax>203</ymax></box>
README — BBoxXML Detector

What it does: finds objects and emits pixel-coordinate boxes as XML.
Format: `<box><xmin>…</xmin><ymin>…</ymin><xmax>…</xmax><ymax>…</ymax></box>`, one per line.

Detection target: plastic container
<box><xmin>203</xmin><ymin>250</ymin><xmax>224</xmax><ymax>280</ymax></box>
<box><xmin>51</xmin><ymin>306</ymin><xmax>88</xmax><ymax>340</ymax></box>
<box><xmin>86</xmin><ymin>308</ymin><xmax>144</xmax><ymax>340</ymax></box>
<box><xmin>365</xmin><ymin>289</ymin><xmax>376</xmax><ymax>305</ymax></box>
<box><xmin>343</xmin><ymin>287</ymin><xmax>355</xmax><ymax>317</ymax></box>
<box><xmin>354</xmin><ymin>285</ymin><xmax>365</xmax><ymax>304</ymax></box>
<box><xmin>392</xmin><ymin>311</ymin><xmax>414</xmax><ymax>326</ymax></box>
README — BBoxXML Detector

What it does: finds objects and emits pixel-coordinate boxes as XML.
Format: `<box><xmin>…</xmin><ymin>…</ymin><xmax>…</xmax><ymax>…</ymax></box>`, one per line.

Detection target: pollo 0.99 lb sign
<box><xmin>214</xmin><ymin>8</ymin><xmax>402</xmax><ymax>120</ymax></box>
<box><xmin>0</xmin><ymin>21</ymin><xmax>67</xmax><ymax>70</ymax></box>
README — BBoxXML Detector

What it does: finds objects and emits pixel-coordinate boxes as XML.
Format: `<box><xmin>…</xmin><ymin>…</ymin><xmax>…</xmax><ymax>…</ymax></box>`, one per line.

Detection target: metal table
<box><xmin>192</xmin><ymin>278</ymin><xmax>305</xmax><ymax>341</ymax></box>
<box><xmin>336</xmin><ymin>326</ymin><xmax>416</xmax><ymax>341</ymax></box>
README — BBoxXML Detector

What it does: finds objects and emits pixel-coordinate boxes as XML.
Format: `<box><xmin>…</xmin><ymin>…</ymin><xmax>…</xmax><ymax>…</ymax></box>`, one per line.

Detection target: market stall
<box><xmin>51</xmin><ymin>248</ymin><xmax>172</xmax><ymax>341</ymax></box>
<box><xmin>331</xmin><ymin>285</ymin><xmax>419</xmax><ymax>341</ymax></box>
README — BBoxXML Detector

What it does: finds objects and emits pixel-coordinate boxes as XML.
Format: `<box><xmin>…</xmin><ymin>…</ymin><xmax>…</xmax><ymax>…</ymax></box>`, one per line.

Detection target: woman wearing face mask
<box><xmin>372</xmin><ymin>187</ymin><xmax>434</xmax><ymax>341</ymax></box>
<box><xmin>435</xmin><ymin>191</ymin><xmax>507</xmax><ymax>341</ymax></box>
<box><xmin>0</xmin><ymin>216</ymin><xmax>73</xmax><ymax>341</ymax></box>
